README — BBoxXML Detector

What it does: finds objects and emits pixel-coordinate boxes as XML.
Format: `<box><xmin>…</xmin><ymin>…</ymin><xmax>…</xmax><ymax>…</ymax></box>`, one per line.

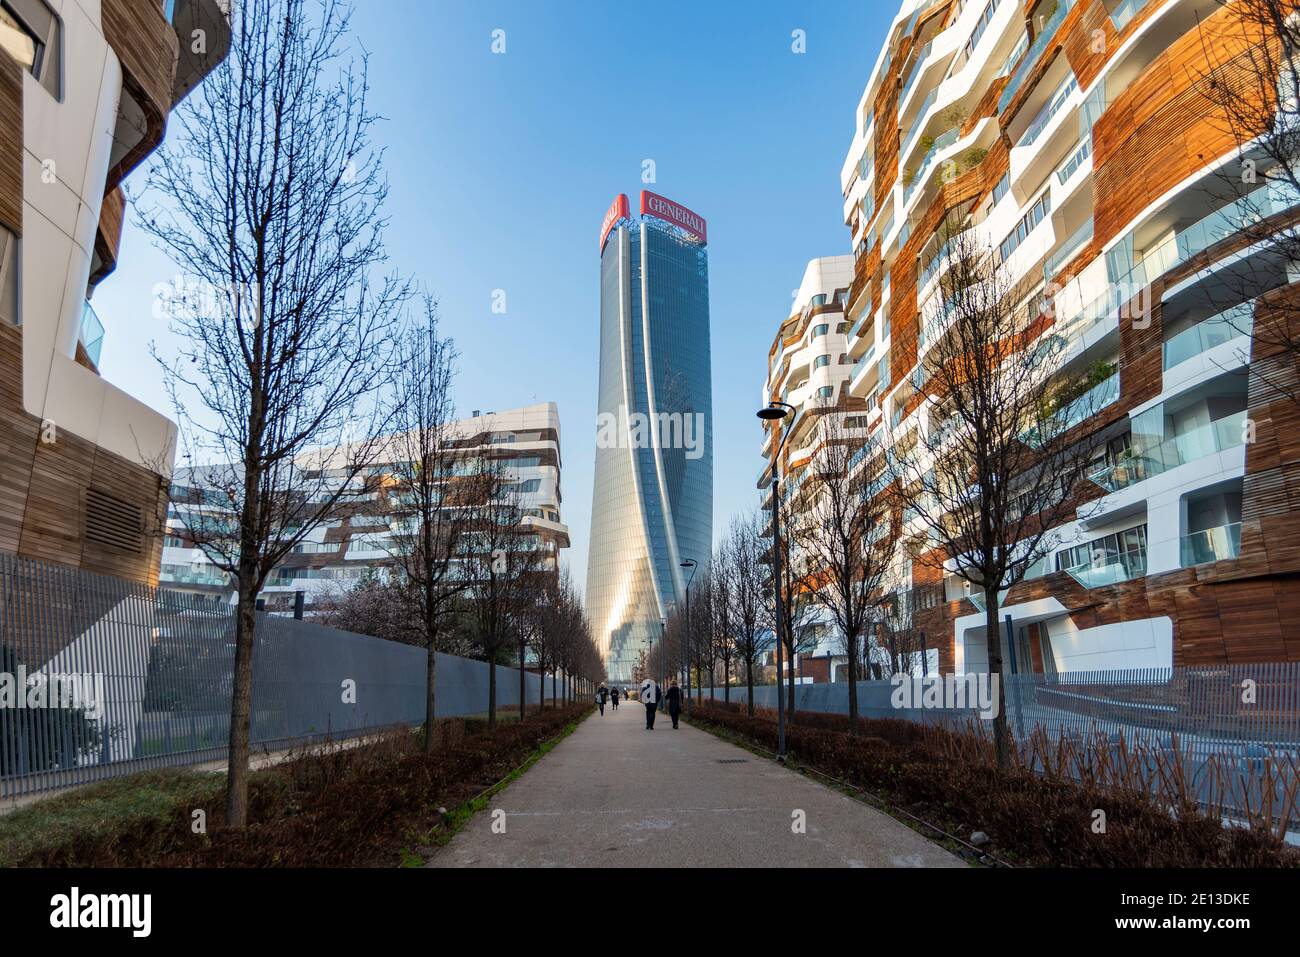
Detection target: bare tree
<box><xmin>718</xmin><ymin>512</ymin><xmax>767</xmax><ymax>716</ymax></box>
<box><xmin>531</xmin><ymin>568</ymin><xmax>580</xmax><ymax>710</ymax></box>
<box><xmin>383</xmin><ymin>300</ymin><xmax>472</xmax><ymax>751</ymax></box>
<box><xmin>313</xmin><ymin>575</ymin><xmax>422</xmax><ymax>647</ymax></box>
<box><xmin>866</xmin><ymin>587</ymin><xmax>933</xmax><ymax>679</ymax></box>
<box><xmin>893</xmin><ymin>229</ymin><xmax>1107</xmax><ymax>765</ymax></box>
<box><xmin>139</xmin><ymin>0</ymin><xmax>407</xmax><ymax>825</ymax></box>
<box><xmin>688</xmin><ymin>573</ymin><xmax>714</xmax><ymax>702</ymax></box>
<box><xmin>788</xmin><ymin>413</ymin><xmax>896</xmax><ymax>734</ymax></box>
<box><xmin>459</xmin><ymin>457</ymin><xmax>550</xmax><ymax>727</ymax></box>
<box><xmin>710</xmin><ymin>565</ymin><xmax>735</xmax><ymax>703</ymax></box>
<box><xmin>766</xmin><ymin>472</ymin><xmax>819</xmax><ymax>720</ymax></box>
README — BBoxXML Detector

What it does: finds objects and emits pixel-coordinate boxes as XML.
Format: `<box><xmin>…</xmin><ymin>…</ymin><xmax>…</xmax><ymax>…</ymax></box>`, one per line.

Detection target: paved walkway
<box><xmin>429</xmin><ymin>700</ymin><xmax>965</xmax><ymax>868</ymax></box>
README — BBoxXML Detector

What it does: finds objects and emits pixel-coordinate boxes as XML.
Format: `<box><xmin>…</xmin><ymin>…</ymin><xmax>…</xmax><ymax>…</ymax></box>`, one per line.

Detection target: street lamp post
<box><xmin>680</xmin><ymin>558</ymin><xmax>698</xmax><ymax>715</ymax></box>
<box><xmin>658</xmin><ymin>617</ymin><xmax>666</xmax><ymax>712</ymax></box>
<box><xmin>757</xmin><ymin>400</ymin><xmax>796</xmax><ymax>763</ymax></box>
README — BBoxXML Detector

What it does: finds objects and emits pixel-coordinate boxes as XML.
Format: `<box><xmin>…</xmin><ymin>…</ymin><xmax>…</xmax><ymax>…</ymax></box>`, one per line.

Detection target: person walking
<box><xmin>596</xmin><ymin>684</ymin><xmax>608</xmax><ymax>716</ymax></box>
<box><xmin>610</xmin><ymin>686</ymin><xmax>620</xmax><ymax>711</ymax></box>
<box><xmin>665</xmin><ymin>678</ymin><xmax>682</xmax><ymax>729</ymax></box>
<box><xmin>639</xmin><ymin>677</ymin><xmax>661</xmax><ymax>730</ymax></box>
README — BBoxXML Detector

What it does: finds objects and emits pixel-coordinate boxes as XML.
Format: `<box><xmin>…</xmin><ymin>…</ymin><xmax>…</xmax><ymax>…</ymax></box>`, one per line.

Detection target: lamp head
<box><xmin>757</xmin><ymin>405</ymin><xmax>790</xmax><ymax>421</ymax></box>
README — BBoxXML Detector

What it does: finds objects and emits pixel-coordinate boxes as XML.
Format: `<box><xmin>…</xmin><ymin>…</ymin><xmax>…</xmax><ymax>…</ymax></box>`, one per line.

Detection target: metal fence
<box><xmin>1</xmin><ymin>553</ymin><xmax>557</xmax><ymax>800</ymax></box>
<box><xmin>702</xmin><ymin>666</ymin><xmax>1300</xmax><ymax>751</ymax></box>
<box><xmin>701</xmin><ymin>666</ymin><xmax>1300</xmax><ymax>825</ymax></box>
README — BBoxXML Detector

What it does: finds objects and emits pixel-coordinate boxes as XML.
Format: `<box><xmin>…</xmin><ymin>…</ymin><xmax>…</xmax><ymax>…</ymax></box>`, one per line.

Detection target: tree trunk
<box><xmin>488</xmin><ymin>652</ymin><xmax>497</xmax><ymax>729</ymax></box>
<box><xmin>518</xmin><ymin>635</ymin><xmax>526</xmax><ymax>721</ymax></box>
<box><xmin>846</xmin><ymin>630</ymin><xmax>860</xmax><ymax>736</ymax></box>
<box><xmin>225</xmin><ymin>575</ymin><xmax>258</xmax><ymax>827</ymax></box>
<box><xmin>745</xmin><ymin>657</ymin><xmax>754</xmax><ymax>717</ymax></box>
<box><xmin>785</xmin><ymin>636</ymin><xmax>795</xmax><ymax>721</ymax></box>
<box><xmin>985</xmin><ymin>598</ymin><xmax>1011</xmax><ymax>768</ymax></box>
<box><xmin>424</xmin><ymin>634</ymin><xmax>438</xmax><ymax>753</ymax></box>
<box><xmin>551</xmin><ymin>669</ymin><xmax>556</xmax><ymax>708</ymax></box>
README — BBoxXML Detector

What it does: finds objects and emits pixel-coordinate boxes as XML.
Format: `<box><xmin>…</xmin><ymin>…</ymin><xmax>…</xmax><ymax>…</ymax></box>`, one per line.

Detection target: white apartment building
<box><xmin>768</xmin><ymin>0</ymin><xmax>1300</xmax><ymax>677</ymax></box>
<box><xmin>160</xmin><ymin>402</ymin><xmax>571</xmax><ymax>613</ymax></box>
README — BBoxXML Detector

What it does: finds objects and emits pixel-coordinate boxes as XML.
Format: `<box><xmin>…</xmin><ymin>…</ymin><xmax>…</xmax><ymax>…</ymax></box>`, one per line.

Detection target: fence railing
<box><xmin>699</xmin><ymin>663</ymin><xmax>1300</xmax><ymax>824</ymax></box>
<box><xmin>703</xmin><ymin>665</ymin><xmax>1300</xmax><ymax>749</ymax></box>
<box><xmin>1</xmin><ymin>553</ymin><xmax>557</xmax><ymax>800</ymax></box>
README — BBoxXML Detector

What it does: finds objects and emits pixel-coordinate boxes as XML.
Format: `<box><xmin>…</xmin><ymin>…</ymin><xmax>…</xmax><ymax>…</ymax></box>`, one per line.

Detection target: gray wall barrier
<box><xmin>1</xmin><ymin>553</ymin><xmax>565</xmax><ymax>799</ymax></box>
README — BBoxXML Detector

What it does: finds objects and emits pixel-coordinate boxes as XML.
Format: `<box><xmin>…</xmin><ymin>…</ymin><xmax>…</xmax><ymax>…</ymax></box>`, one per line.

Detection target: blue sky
<box><xmin>92</xmin><ymin>0</ymin><xmax>889</xmax><ymax>591</ymax></box>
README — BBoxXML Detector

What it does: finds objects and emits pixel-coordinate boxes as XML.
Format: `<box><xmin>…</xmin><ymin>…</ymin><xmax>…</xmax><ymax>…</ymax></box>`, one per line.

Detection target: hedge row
<box><xmin>2</xmin><ymin>703</ymin><xmax>590</xmax><ymax>867</ymax></box>
<box><xmin>689</xmin><ymin>702</ymin><xmax>1299</xmax><ymax>868</ymax></box>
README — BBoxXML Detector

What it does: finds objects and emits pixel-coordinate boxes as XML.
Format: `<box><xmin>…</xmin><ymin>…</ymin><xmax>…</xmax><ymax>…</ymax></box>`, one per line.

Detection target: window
<box><xmin>812</xmin><ymin>323</ymin><xmax>829</xmax><ymax>338</ymax></box>
<box><xmin>836</xmin><ymin>321</ymin><xmax>848</xmax><ymax>333</ymax></box>
<box><xmin>0</xmin><ymin>226</ymin><xmax>16</xmax><ymax>326</ymax></box>
<box><xmin>813</xmin><ymin>355</ymin><xmax>831</xmax><ymax>370</ymax></box>
<box><xmin>1055</xmin><ymin>524</ymin><xmax>1147</xmax><ymax>574</ymax></box>
<box><xmin>963</xmin><ymin>1</ymin><xmax>999</xmax><ymax>62</ymax></box>
<box><xmin>1</xmin><ymin>0</ymin><xmax>59</xmax><ymax>97</ymax></box>
<box><xmin>991</xmin><ymin>172</ymin><xmax>1010</xmax><ymax>206</ymax></box>
<box><xmin>816</xmin><ymin>386</ymin><xmax>833</xmax><ymax>399</ymax></box>
<box><xmin>998</xmin><ymin>190</ymin><xmax>1051</xmax><ymax>263</ymax></box>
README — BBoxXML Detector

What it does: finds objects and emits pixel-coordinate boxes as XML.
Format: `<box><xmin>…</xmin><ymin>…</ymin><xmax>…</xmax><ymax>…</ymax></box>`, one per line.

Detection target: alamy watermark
<box><xmin>595</xmin><ymin>404</ymin><xmax>706</xmax><ymax>460</ymax></box>
<box><xmin>890</xmin><ymin>672</ymin><xmax>1000</xmax><ymax>719</ymax></box>
<box><xmin>0</xmin><ymin>668</ymin><xmax>105</xmax><ymax>719</ymax></box>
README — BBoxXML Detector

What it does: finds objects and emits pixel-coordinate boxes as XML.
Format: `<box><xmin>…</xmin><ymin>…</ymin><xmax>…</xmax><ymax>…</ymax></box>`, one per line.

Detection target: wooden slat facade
<box><xmin>101</xmin><ymin>0</ymin><xmax>180</xmax><ymax>194</ymax></box>
<box><xmin>851</xmin><ymin>0</ymin><xmax>1300</xmax><ymax>669</ymax></box>
<box><xmin>0</xmin><ymin>49</ymin><xmax>21</xmax><ymax>235</ymax></box>
<box><xmin>1</xmin><ymin>0</ymin><xmax>187</xmax><ymax>586</ymax></box>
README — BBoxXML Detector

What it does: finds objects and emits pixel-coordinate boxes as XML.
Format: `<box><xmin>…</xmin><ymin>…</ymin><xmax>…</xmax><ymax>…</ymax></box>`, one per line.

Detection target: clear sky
<box><xmin>92</xmin><ymin>0</ymin><xmax>890</xmax><ymax>593</ymax></box>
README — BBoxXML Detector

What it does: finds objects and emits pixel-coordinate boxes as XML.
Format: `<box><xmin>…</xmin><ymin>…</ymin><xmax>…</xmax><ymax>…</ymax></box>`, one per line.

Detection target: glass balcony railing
<box><xmin>1110</xmin><ymin>0</ymin><xmax>1155</xmax><ymax>31</ymax></box>
<box><xmin>1022</xmin><ymin>373</ymin><xmax>1120</xmax><ymax>448</ymax></box>
<box><xmin>918</xmin><ymin>228</ymin><xmax>973</xmax><ymax>293</ymax></box>
<box><xmin>79</xmin><ymin>300</ymin><xmax>105</xmax><ymax>367</ymax></box>
<box><xmin>1088</xmin><ymin>409</ymin><xmax>1248</xmax><ymax>493</ymax></box>
<box><xmin>1181</xmin><ymin>523</ymin><xmax>1242</xmax><ymax>567</ymax></box>
<box><xmin>998</xmin><ymin>0</ymin><xmax>1076</xmax><ymax>113</ymax></box>
<box><xmin>1044</xmin><ymin>217</ymin><xmax>1093</xmax><ymax>282</ymax></box>
<box><xmin>161</xmin><ymin>566</ymin><xmax>233</xmax><ymax>587</ymax></box>
<box><xmin>846</xmin><ymin>434</ymin><xmax>882</xmax><ymax>476</ymax></box>
<box><xmin>1064</xmin><ymin>547</ymin><xmax>1147</xmax><ymax>589</ymax></box>
<box><xmin>900</xmin><ymin>89</ymin><xmax>938</xmax><ymax>160</ymax></box>
<box><xmin>1162</xmin><ymin>302</ymin><xmax>1254</xmax><ymax>370</ymax></box>
<box><xmin>1064</xmin><ymin>183</ymin><xmax>1300</xmax><ymax>341</ymax></box>
<box><xmin>1129</xmin><ymin>181</ymin><xmax>1300</xmax><ymax>291</ymax></box>
<box><xmin>1056</xmin><ymin>136</ymin><xmax>1092</xmax><ymax>186</ymax></box>
<box><xmin>851</xmin><ymin>343</ymin><xmax>877</xmax><ymax>380</ymax></box>
<box><xmin>899</xmin><ymin>40</ymin><xmax>934</xmax><ymax>108</ymax></box>
<box><xmin>1018</xmin><ymin>73</ymin><xmax>1078</xmax><ymax>149</ymax></box>
<box><xmin>905</xmin><ymin>127</ymin><xmax>960</xmax><ymax>203</ymax></box>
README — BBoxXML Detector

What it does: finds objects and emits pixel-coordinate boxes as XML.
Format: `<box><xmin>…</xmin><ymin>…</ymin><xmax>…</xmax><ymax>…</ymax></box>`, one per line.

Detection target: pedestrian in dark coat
<box><xmin>665</xmin><ymin>679</ymin><xmax>682</xmax><ymax>729</ymax></box>
<box><xmin>639</xmin><ymin>678</ymin><xmax>661</xmax><ymax>730</ymax></box>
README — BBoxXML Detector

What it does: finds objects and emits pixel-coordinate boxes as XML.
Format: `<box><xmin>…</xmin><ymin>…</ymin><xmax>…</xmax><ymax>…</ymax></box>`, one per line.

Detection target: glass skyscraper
<box><xmin>587</xmin><ymin>192</ymin><xmax>713</xmax><ymax>683</ymax></box>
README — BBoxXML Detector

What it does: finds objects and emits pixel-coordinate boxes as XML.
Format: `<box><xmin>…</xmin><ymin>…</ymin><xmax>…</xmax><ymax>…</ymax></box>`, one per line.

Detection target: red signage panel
<box><xmin>639</xmin><ymin>190</ymin><xmax>707</xmax><ymax>245</ymax></box>
<box><xmin>599</xmin><ymin>193</ymin><xmax>630</xmax><ymax>254</ymax></box>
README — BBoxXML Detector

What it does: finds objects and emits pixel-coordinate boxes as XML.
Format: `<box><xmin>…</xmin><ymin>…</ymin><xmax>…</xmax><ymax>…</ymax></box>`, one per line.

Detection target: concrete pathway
<box><xmin>429</xmin><ymin>700</ymin><xmax>965</xmax><ymax>868</ymax></box>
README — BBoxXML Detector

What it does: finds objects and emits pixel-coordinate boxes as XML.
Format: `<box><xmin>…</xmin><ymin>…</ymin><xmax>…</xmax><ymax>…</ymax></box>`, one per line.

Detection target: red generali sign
<box><xmin>640</xmin><ymin>190</ymin><xmax>707</xmax><ymax>245</ymax></box>
<box><xmin>599</xmin><ymin>193</ymin><xmax>630</xmax><ymax>254</ymax></box>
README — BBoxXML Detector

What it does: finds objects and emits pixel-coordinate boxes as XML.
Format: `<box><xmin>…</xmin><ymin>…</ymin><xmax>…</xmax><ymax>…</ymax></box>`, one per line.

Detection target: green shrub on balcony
<box><xmin>1043</xmin><ymin>359</ymin><xmax>1116</xmax><ymax>417</ymax></box>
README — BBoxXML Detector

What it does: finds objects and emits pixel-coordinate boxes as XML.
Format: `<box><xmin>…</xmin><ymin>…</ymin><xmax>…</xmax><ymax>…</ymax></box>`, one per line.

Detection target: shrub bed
<box><xmin>689</xmin><ymin>703</ymin><xmax>1299</xmax><ymax>868</ymax></box>
<box><xmin>1</xmin><ymin>703</ymin><xmax>590</xmax><ymax>867</ymax></box>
